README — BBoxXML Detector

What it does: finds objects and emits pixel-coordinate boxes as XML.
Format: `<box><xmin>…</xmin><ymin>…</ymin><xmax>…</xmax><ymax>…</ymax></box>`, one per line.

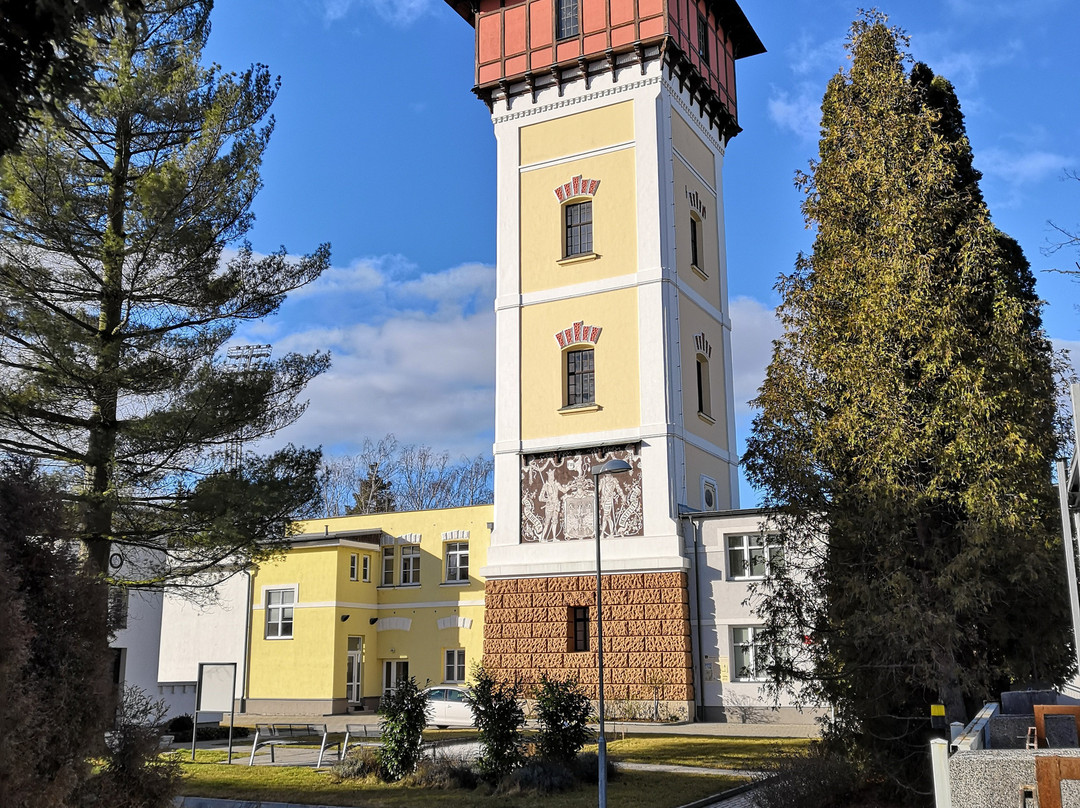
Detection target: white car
<box><xmin>424</xmin><ymin>685</ymin><xmax>474</xmax><ymax>728</ymax></box>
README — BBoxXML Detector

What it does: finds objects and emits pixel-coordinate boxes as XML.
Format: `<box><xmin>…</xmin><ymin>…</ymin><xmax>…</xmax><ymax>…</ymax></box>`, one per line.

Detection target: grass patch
<box><xmin>593</xmin><ymin>735</ymin><xmax>812</xmax><ymax>770</ymax></box>
<box><xmin>176</xmin><ymin>760</ymin><xmax>742</xmax><ymax>808</ymax></box>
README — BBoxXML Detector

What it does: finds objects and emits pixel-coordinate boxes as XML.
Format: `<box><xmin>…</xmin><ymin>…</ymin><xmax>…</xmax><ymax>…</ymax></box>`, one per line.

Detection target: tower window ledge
<box><xmin>557</xmin><ymin>252</ymin><xmax>600</xmax><ymax>267</ymax></box>
<box><xmin>691</xmin><ymin>263</ymin><xmax>709</xmax><ymax>281</ymax></box>
<box><xmin>697</xmin><ymin>410</ymin><xmax>716</xmax><ymax>425</ymax></box>
<box><xmin>559</xmin><ymin>403</ymin><xmax>602</xmax><ymax>415</ymax></box>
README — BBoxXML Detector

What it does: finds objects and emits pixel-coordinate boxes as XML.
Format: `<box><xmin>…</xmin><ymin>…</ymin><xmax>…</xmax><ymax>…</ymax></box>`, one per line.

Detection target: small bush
<box><xmin>405</xmin><ymin>755</ymin><xmax>478</xmax><ymax>790</ymax></box>
<box><xmin>329</xmin><ymin>746</ymin><xmax>382</xmax><ymax>782</ymax></box>
<box><xmin>83</xmin><ymin>686</ymin><xmax>181</xmax><ymax>808</ymax></box>
<box><xmin>496</xmin><ymin>759</ymin><xmax>575</xmax><ymax>795</ymax></box>
<box><xmin>533</xmin><ymin>675</ymin><xmax>593</xmax><ymax>763</ymax></box>
<box><xmin>751</xmin><ymin>749</ymin><xmax>861</xmax><ymax>808</ymax></box>
<box><xmin>378</xmin><ymin>677</ymin><xmax>430</xmax><ymax>781</ymax></box>
<box><xmin>163</xmin><ymin>716</ymin><xmax>249</xmax><ymax>743</ymax></box>
<box><xmin>166</xmin><ymin>715</ymin><xmax>193</xmax><ymax>734</ymax></box>
<box><xmin>572</xmin><ymin>751</ymin><xmax>617</xmax><ymax>783</ymax></box>
<box><xmin>465</xmin><ymin>665</ymin><xmax>526</xmax><ymax>782</ymax></box>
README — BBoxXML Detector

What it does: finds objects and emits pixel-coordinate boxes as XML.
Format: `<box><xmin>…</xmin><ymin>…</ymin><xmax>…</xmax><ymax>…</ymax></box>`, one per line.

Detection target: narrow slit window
<box><xmin>571</xmin><ymin>606</ymin><xmax>590</xmax><ymax>651</ymax></box>
<box><xmin>697</xmin><ymin>14</ymin><xmax>710</xmax><ymax>66</ymax></box>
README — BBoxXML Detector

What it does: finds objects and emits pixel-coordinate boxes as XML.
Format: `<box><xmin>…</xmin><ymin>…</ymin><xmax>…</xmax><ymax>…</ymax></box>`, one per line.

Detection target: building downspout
<box><xmin>680</xmin><ymin>513</ymin><xmax>707</xmax><ymax>722</ymax></box>
<box><xmin>241</xmin><ymin>566</ymin><xmax>254</xmax><ymax>713</ymax></box>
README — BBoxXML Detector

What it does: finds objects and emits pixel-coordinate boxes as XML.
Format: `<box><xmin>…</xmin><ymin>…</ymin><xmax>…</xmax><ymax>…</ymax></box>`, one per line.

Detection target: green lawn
<box><xmin>173</xmin><ymin>734</ymin><xmax>802</xmax><ymax>806</ymax></box>
<box><xmin>595</xmin><ymin>735</ymin><xmax>812</xmax><ymax>770</ymax></box>
<box><xmin>176</xmin><ymin>757</ymin><xmax>744</xmax><ymax>808</ymax></box>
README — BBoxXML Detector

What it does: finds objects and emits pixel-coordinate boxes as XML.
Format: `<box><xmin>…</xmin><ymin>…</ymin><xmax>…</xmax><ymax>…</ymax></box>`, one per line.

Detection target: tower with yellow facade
<box><xmin>445</xmin><ymin>0</ymin><xmax>763</xmax><ymax>715</ymax></box>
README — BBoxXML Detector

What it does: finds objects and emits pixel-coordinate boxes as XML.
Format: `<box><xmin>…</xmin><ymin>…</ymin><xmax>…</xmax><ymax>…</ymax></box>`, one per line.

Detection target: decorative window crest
<box><xmin>554</xmin><ymin>175</ymin><xmax>601</xmax><ymax>202</ymax></box>
<box><xmin>555</xmin><ymin>321</ymin><xmax>602</xmax><ymax>348</ymax></box>
<box><xmin>397</xmin><ymin>532</ymin><xmax>421</xmax><ymax>545</ymax></box>
<box><xmin>694</xmin><ymin>332</ymin><xmax>712</xmax><ymax>359</ymax></box>
<box><xmin>441</xmin><ymin>530</ymin><xmax>470</xmax><ymax>541</ymax></box>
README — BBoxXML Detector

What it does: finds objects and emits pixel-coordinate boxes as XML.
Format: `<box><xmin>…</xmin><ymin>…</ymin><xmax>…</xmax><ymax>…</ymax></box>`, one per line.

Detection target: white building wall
<box><xmin>157</xmin><ymin>571</ymin><xmax>250</xmax><ymax>718</ymax></box>
<box><xmin>685</xmin><ymin>510</ymin><xmax>823</xmax><ymax>725</ymax></box>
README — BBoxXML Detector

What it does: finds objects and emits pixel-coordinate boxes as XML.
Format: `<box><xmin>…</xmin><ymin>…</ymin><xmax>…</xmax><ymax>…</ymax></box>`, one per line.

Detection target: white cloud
<box><xmin>245</xmin><ymin>255</ymin><xmax>496</xmax><ymax>460</ymax></box>
<box><xmin>321</xmin><ymin>0</ymin><xmax>434</xmax><ymax>25</ymax></box>
<box><xmin>729</xmin><ymin>296</ymin><xmax>782</xmax><ymax>419</ymax></box>
<box><xmin>289</xmin><ymin>257</ymin><xmax>385</xmax><ymax>298</ymax></box>
<box><xmin>767</xmin><ymin>85</ymin><xmax>821</xmax><ymax>141</ymax></box>
<box><xmin>787</xmin><ymin>33</ymin><xmax>845</xmax><ymax>77</ymax></box>
<box><xmin>978</xmin><ymin>148</ymin><xmax>1071</xmax><ymax>186</ymax></box>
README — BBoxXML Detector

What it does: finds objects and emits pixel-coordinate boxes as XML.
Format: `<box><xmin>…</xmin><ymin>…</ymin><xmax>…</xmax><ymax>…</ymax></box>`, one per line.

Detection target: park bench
<box><xmin>247</xmin><ymin>723</ymin><xmax>340</xmax><ymax>767</ymax></box>
<box><xmin>342</xmin><ymin>722</ymin><xmax>383</xmax><ymax>755</ymax></box>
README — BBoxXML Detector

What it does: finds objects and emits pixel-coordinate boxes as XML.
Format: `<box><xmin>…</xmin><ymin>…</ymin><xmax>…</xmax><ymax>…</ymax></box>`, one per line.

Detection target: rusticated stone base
<box><xmin>483</xmin><ymin>572</ymin><xmax>693</xmax><ymax>703</ymax></box>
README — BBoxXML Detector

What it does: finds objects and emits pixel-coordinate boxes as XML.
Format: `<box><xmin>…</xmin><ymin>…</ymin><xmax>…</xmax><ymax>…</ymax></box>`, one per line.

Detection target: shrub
<box><xmin>378</xmin><ymin>677</ymin><xmax>430</xmax><ymax>781</ymax></box>
<box><xmin>572</xmin><ymin>751</ymin><xmax>617</xmax><ymax>784</ymax></box>
<box><xmin>329</xmin><ymin>746</ymin><xmax>382</xmax><ymax>782</ymax></box>
<box><xmin>496</xmin><ymin>758</ymin><xmax>575</xmax><ymax>795</ymax></box>
<box><xmin>405</xmin><ymin>755</ymin><xmax>479</xmax><ymax>790</ymax></box>
<box><xmin>166</xmin><ymin>715</ymin><xmax>194</xmax><ymax>734</ymax></box>
<box><xmin>464</xmin><ymin>665</ymin><xmax>526</xmax><ymax>782</ymax></box>
<box><xmin>167</xmin><ymin>725</ymin><xmax>249</xmax><ymax>743</ymax></box>
<box><xmin>751</xmin><ymin>749</ymin><xmax>861</xmax><ymax>808</ymax></box>
<box><xmin>533</xmin><ymin>675</ymin><xmax>593</xmax><ymax>763</ymax></box>
<box><xmin>0</xmin><ymin>460</ymin><xmax>113</xmax><ymax>808</ymax></box>
<box><xmin>83</xmin><ymin>686</ymin><xmax>181</xmax><ymax>808</ymax></box>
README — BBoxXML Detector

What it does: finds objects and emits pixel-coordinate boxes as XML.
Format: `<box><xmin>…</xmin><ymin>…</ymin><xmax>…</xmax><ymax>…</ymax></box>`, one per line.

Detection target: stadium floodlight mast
<box><xmin>223</xmin><ymin>344</ymin><xmax>272</xmax><ymax>471</ymax></box>
<box><xmin>591</xmin><ymin>457</ymin><xmax>632</xmax><ymax>808</ymax></box>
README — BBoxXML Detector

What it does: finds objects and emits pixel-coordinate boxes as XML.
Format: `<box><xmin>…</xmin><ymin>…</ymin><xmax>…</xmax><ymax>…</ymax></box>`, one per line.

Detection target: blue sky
<box><xmin>204</xmin><ymin>0</ymin><xmax>1080</xmax><ymax>507</ymax></box>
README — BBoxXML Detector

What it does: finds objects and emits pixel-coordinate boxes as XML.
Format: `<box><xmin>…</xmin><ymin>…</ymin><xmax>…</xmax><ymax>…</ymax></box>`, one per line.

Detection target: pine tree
<box><xmin>349</xmin><ymin>463</ymin><xmax>396</xmax><ymax>515</ymax></box>
<box><xmin>0</xmin><ymin>0</ymin><xmax>329</xmax><ymax>585</ymax></box>
<box><xmin>743</xmin><ymin>13</ymin><xmax>1073</xmax><ymax>796</ymax></box>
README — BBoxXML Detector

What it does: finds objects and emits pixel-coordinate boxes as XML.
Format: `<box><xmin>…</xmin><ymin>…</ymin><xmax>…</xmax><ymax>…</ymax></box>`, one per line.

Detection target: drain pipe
<box><xmin>241</xmin><ymin>565</ymin><xmax>255</xmax><ymax>713</ymax></box>
<box><xmin>679</xmin><ymin>511</ymin><xmax>707</xmax><ymax>722</ymax></box>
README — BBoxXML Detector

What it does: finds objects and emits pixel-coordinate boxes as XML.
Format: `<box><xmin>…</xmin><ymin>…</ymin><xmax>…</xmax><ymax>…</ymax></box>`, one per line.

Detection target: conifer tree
<box><xmin>743</xmin><ymin>14</ymin><xmax>1073</xmax><ymax>795</ymax></box>
<box><xmin>0</xmin><ymin>0</ymin><xmax>329</xmax><ymax>585</ymax></box>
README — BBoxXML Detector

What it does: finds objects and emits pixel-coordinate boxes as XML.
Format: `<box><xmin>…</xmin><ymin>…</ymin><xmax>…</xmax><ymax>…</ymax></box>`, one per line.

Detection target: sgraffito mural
<box><xmin>520</xmin><ymin>444</ymin><xmax>642</xmax><ymax>543</ymax></box>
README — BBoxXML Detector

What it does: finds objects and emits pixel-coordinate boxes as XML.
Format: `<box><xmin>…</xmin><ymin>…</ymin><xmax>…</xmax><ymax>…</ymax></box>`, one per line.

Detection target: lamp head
<box><xmin>591</xmin><ymin>458</ymin><xmax>632</xmax><ymax>477</ymax></box>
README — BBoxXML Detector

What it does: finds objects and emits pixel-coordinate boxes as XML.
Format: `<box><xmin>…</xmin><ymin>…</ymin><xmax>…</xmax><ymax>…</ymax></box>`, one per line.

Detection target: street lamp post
<box><xmin>591</xmin><ymin>457</ymin><xmax>632</xmax><ymax>808</ymax></box>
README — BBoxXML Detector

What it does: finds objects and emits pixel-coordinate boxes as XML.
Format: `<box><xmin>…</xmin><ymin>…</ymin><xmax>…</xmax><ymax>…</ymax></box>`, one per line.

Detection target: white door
<box><xmin>346</xmin><ymin>637</ymin><xmax>362</xmax><ymax>704</ymax></box>
<box><xmin>383</xmin><ymin>660</ymin><xmax>409</xmax><ymax>697</ymax></box>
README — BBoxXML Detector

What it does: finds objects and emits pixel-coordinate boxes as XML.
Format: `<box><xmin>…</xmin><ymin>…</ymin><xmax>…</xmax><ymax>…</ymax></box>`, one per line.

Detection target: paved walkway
<box><xmin>228</xmin><ymin>711</ymin><xmax>818</xmax><ymax>738</ymax></box>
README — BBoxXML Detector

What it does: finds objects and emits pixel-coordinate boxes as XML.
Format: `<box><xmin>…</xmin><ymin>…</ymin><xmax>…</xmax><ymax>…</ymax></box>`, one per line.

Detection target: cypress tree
<box><xmin>744</xmin><ymin>13</ymin><xmax>1073</xmax><ymax>796</ymax></box>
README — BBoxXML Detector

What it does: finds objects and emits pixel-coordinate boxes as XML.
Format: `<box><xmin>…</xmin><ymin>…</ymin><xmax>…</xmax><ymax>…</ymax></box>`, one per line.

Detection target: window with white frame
<box><xmin>381</xmin><ymin>546</ymin><xmax>395</xmax><ymax>586</ymax></box>
<box><xmin>726</xmin><ymin>534</ymin><xmax>781</xmax><ymax>579</ymax></box>
<box><xmin>445</xmin><ymin>542</ymin><xmax>469</xmax><ymax>582</ymax></box>
<box><xmin>445</xmin><ymin>649</ymin><xmax>466</xmax><ymax>683</ymax></box>
<box><xmin>400</xmin><ymin>545</ymin><xmax>420</xmax><ymax>585</ymax></box>
<box><xmin>732</xmin><ymin>626</ymin><xmax>766</xmax><ymax>680</ymax></box>
<box><xmin>362</xmin><ymin>555</ymin><xmax>371</xmax><ymax>583</ymax></box>
<box><xmin>265</xmin><ymin>588</ymin><xmax>295</xmax><ymax>639</ymax></box>
<box><xmin>349</xmin><ymin>553</ymin><xmax>359</xmax><ymax>581</ymax></box>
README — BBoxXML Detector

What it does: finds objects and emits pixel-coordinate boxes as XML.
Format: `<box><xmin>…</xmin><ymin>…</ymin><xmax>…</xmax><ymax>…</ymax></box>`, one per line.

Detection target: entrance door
<box><xmin>383</xmin><ymin>660</ymin><xmax>409</xmax><ymax>698</ymax></box>
<box><xmin>346</xmin><ymin>637</ymin><xmax>363</xmax><ymax>704</ymax></box>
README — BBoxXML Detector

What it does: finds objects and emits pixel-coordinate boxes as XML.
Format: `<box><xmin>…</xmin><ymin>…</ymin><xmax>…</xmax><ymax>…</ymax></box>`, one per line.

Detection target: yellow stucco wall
<box><xmin>520</xmin><ymin>287</ymin><xmax>641</xmax><ymax>440</ymax></box>
<box><xmin>671</xmin><ymin>113</ymin><xmax>721</xmax><ymax>306</ymax></box>
<box><xmin>680</xmin><ymin>297</ymin><xmax>729</xmax><ymax>448</ymax></box>
<box><xmin>519</xmin><ymin>149</ymin><xmax>637</xmax><ymax>295</ymax></box>
<box><xmin>684</xmin><ymin>443</ymin><xmax>734</xmax><ymax>511</ymax></box>
<box><xmin>519</xmin><ymin>101</ymin><xmax>634</xmax><ymax>165</ymax></box>
<box><xmin>248</xmin><ymin>505</ymin><xmax>491</xmax><ymax>704</ymax></box>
